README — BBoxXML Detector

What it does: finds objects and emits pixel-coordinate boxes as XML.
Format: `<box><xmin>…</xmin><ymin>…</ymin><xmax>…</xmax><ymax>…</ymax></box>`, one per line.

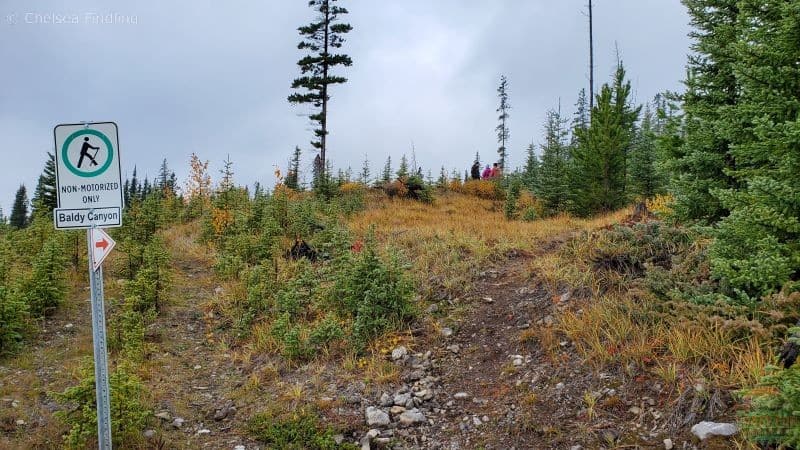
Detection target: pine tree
<box><xmin>669</xmin><ymin>0</ymin><xmax>740</xmax><ymax>222</ymax></box>
<box><xmin>288</xmin><ymin>0</ymin><xmax>353</xmax><ymax>175</ymax></box>
<box><xmin>537</xmin><ymin>109</ymin><xmax>570</xmax><ymax>215</ymax></box>
<box><xmin>157</xmin><ymin>159</ymin><xmax>177</xmax><ymax>197</ymax></box>
<box><xmin>142</xmin><ymin>177</ymin><xmax>151</xmax><ymax>198</ymax></box>
<box><xmin>396</xmin><ymin>155</ymin><xmax>409</xmax><ymax>180</ymax></box>
<box><xmin>708</xmin><ymin>0</ymin><xmax>800</xmax><ymax>297</ymax></box>
<box><xmin>219</xmin><ymin>155</ymin><xmax>235</xmax><ymax>192</ymax></box>
<box><xmin>381</xmin><ymin>156</ymin><xmax>392</xmax><ymax>184</ymax></box>
<box><xmin>628</xmin><ymin>104</ymin><xmax>662</xmax><ymax>199</ymax></box>
<box><xmin>437</xmin><ymin>166</ymin><xmax>448</xmax><ymax>188</ymax></box>
<box><xmin>9</xmin><ymin>185</ymin><xmax>28</xmax><ymax>229</ymax></box>
<box><xmin>570</xmin><ymin>63</ymin><xmax>640</xmax><ymax>216</ymax></box>
<box><xmin>522</xmin><ymin>143</ymin><xmax>540</xmax><ymax>192</ymax></box>
<box><xmin>496</xmin><ymin>75</ymin><xmax>511</xmax><ymax>170</ymax></box>
<box><xmin>129</xmin><ymin>167</ymin><xmax>139</xmax><ymax>203</ymax></box>
<box><xmin>360</xmin><ymin>153</ymin><xmax>370</xmax><ymax>185</ymax></box>
<box><xmin>286</xmin><ymin>146</ymin><xmax>302</xmax><ymax>190</ymax></box>
<box><xmin>571</xmin><ymin>89</ymin><xmax>590</xmax><ymax>146</ymax></box>
<box><xmin>31</xmin><ymin>153</ymin><xmax>57</xmax><ymax>217</ymax></box>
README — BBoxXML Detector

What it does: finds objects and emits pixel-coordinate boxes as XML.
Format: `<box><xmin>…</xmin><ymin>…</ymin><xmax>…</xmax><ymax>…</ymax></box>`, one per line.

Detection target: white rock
<box><xmin>472</xmin><ymin>416</ymin><xmax>482</xmax><ymax>426</ymax></box>
<box><xmin>14</xmin><ymin>419</ymin><xmax>25</xmax><ymax>426</ymax></box>
<box><xmin>691</xmin><ymin>421</ymin><xmax>738</xmax><ymax>440</ymax></box>
<box><xmin>365</xmin><ymin>406</ymin><xmax>390</xmax><ymax>427</ymax></box>
<box><xmin>483</xmin><ymin>297</ymin><xmax>494</xmax><ymax>303</ymax></box>
<box><xmin>555</xmin><ymin>382</ymin><xmax>565</xmax><ymax>390</ymax></box>
<box><xmin>398</xmin><ymin>408</ymin><xmax>427</xmax><ymax>426</ymax></box>
<box><xmin>390</xmin><ymin>405</ymin><xmax>406</xmax><ymax>415</ymax></box>
<box><xmin>441</xmin><ymin>327</ymin><xmax>453</xmax><ymax>337</ymax></box>
<box><xmin>391</xmin><ymin>346</ymin><xmax>408</xmax><ymax>360</ymax></box>
<box><xmin>155</xmin><ymin>411</ymin><xmax>171</xmax><ymax>421</ymax></box>
<box><xmin>513</xmin><ymin>357</ymin><xmax>523</xmax><ymax>366</ymax></box>
<box><xmin>197</xmin><ymin>429</ymin><xmax>211</xmax><ymax>435</ymax></box>
<box><xmin>171</xmin><ymin>417</ymin><xmax>185</xmax><ymax>428</ymax></box>
<box><xmin>143</xmin><ymin>430</ymin><xmax>156</xmax><ymax>439</ymax></box>
<box><xmin>394</xmin><ymin>393</ymin><xmax>411</xmax><ymax>406</ymax></box>
<box><xmin>663</xmin><ymin>438</ymin><xmax>674</xmax><ymax>449</ymax></box>
<box><xmin>453</xmin><ymin>392</ymin><xmax>470</xmax><ymax>400</ymax></box>
<box><xmin>628</xmin><ymin>406</ymin><xmax>642</xmax><ymax>415</ymax></box>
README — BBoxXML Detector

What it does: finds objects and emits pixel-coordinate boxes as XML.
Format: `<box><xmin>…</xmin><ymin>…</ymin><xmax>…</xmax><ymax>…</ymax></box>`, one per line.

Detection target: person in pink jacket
<box><xmin>481</xmin><ymin>164</ymin><xmax>491</xmax><ymax>179</ymax></box>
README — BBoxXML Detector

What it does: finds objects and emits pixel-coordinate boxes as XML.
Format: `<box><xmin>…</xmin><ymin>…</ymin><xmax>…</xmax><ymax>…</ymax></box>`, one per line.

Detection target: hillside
<box><xmin>2</xmin><ymin>189</ymin><xmax>790</xmax><ymax>449</ymax></box>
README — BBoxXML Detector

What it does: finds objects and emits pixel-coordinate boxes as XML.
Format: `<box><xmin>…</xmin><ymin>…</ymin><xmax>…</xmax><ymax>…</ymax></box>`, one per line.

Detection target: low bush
<box><xmin>0</xmin><ymin>286</ymin><xmax>28</xmax><ymax>356</ymax></box>
<box><xmin>54</xmin><ymin>361</ymin><xmax>152</xmax><ymax>449</ymax></box>
<box><xmin>457</xmin><ymin>179</ymin><xmax>504</xmax><ymax>200</ymax></box>
<box><xmin>248</xmin><ymin>407</ymin><xmax>357</xmax><ymax>450</ymax></box>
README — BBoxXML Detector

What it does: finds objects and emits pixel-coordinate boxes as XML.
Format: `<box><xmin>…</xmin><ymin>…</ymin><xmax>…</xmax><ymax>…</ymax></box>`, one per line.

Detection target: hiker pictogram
<box><xmin>78</xmin><ymin>137</ymin><xmax>100</xmax><ymax>168</ymax></box>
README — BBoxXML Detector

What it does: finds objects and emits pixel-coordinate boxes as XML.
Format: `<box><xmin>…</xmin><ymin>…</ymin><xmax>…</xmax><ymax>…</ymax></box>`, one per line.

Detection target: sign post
<box><xmin>53</xmin><ymin>121</ymin><xmax>122</xmax><ymax>450</ymax></box>
<box><xmin>87</xmin><ymin>225</ymin><xmax>113</xmax><ymax>450</ymax></box>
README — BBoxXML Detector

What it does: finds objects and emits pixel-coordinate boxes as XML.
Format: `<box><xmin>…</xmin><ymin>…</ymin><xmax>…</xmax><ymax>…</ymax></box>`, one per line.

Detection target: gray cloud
<box><xmin>0</xmin><ymin>0</ymin><xmax>689</xmax><ymax>211</ymax></box>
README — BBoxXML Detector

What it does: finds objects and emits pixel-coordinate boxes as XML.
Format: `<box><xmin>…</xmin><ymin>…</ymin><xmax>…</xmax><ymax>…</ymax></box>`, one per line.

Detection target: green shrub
<box><xmin>740</xmin><ymin>360</ymin><xmax>800</xmax><ymax>447</ymax></box>
<box><xmin>521</xmin><ymin>207</ymin><xmax>538</xmax><ymax>222</ymax></box>
<box><xmin>0</xmin><ymin>286</ymin><xmax>29</xmax><ymax>356</ymax></box>
<box><xmin>108</xmin><ymin>300</ymin><xmax>153</xmax><ymax>361</ymax></box>
<box><xmin>332</xmin><ymin>236</ymin><xmax>415</xmax><ymax>350</ymax></box>
<box><xmin>248</xmin><ymin>407</ymin><xmax>356</xmax><ymax>450</ymax></box>
<box><xmin>24</xmin><ymin>234</ymin><xmax>68</xmax><ymax>317</ymax></box>
<box><xmin>504</xmin><ymin>179</ymin><xmax>522</xmax><ymax>220</ymax></box>
<box><xmin>54</xmin><ymin>361</ymin><xmax>152</xmax><ymax>449</ymax></box>
<box><xmin>124</xmin><ymin>237</ymin><xmax>171</xmax><ymax>312</ymax></box>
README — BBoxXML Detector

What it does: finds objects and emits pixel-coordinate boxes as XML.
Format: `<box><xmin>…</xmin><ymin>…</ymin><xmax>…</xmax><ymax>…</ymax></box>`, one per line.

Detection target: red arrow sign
<box><xmin>90</xmin><ymin>228</ymin><xmax>116</xmax><ymax>271</ymax></box>
<box><xmin>95</xmin><ymin>238</ymin><xmax>109</xmax><ymax>250</ymax></box>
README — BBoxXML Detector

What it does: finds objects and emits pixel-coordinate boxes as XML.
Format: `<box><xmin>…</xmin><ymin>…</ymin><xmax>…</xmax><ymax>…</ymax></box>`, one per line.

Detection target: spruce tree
<box><xmin>669</xmin><ymin>0</ymin><xmax>740</xmax><ymax>222</ymax></box>
<box><xmin>496</xmin><ymin>75</ymin><xmax>511</xmax><ymax>170</ymax></box>
<box><xmin>288</xmin><ymin>0</ymin><xmax>353</xmax><ymax>175</ymax></box>
<box><xmin>129</xmin><ymin>167</ymin><xmax>139</xmax><ymax>203</ymax></box>
<box><xmin>31</xmin><ymin>153</ymin><xmax>57</xmax><ymax>217</ymax></box>
<box><xmin>537</xmin><ymin>109</ymin><xmax>570</xmax><ymax>215</ymax></box>
<box><xmin>522</xmin><ymin>143</ymin><xmax>540</xmax><ymax>193</ymax></box>
<box><xmin>360</xmin><ymin>153</ymin><xmax>370</xmax><ymax>185</ymax></box>
<box><xmin>286</xmin><ymin>146</ymin><xmax>302</xmax><ymax>190</ymax></box>
<box><xmin>571</xmin><ymin>63</ymin><xmax>640</xmax><ymax>216</ymax></box>
<box><xmin>9</xmin><ymin>185</ymin><xmax>28</xmax><ymax>229</ymax></box>
<box><xmin>628</xmin><ymin>104</ymin><xmax>662</xmax><ymax>199</ymax></box>
<box><xmin>708</xmin><ymin>0</ymin><xmax>800</xmax><ymax>296</ymax></box>
<box><xmin>571</xmin><ymin>89</ymin><xmax>590</xmax><ymax>147</ymax></box>
<box><xmin>437</xmin><ymin>166</ymin><xmax>448</xmax><ymax>188</ymax></box>
<box><xmin>396</xmin><ymin>155</ymin><xmax>409</xmax><ymax>180</ymax></box>
<box><xmin>381</xmin><ymin>156</ymin><xmax>392</xmax><ymax>184</ymax></box>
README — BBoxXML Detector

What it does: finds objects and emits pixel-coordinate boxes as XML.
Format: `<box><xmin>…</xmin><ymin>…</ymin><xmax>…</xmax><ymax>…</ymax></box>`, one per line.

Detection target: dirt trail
<box><xmin>146</xmin><ymin>227</ymin><xmax>257</xmax><ymax>449</ymax></box>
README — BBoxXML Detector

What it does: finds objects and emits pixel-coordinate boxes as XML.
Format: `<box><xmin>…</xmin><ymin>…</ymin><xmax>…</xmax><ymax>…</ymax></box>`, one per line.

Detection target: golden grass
<box><xmin>348</xmin><ymin>193</ymin><xmax>629</xmax><ymax>299</ymax></box>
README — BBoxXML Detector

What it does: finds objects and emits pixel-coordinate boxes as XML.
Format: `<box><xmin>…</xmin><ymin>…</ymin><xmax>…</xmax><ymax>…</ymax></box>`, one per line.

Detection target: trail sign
<box><xmin>91</xmin><ymin>227</ymin><xmax>116</xmax><ymax>271</ymax></box>
<box><xmin>53</xmin><ymin>122</ymin><xmax>123</xmax><ymax>229</ymax></box>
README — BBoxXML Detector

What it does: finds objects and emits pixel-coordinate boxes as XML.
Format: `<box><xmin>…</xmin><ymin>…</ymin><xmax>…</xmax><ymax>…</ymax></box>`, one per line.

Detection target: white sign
<box><xmin>90</xmin><ymin>227</ymin><xmax>116</xmax><ymax>271</ymax></box>
<box><xmin>53</xmin><ymin>122</ymin><xmax>123</xmax><ymax>229</ymax></box>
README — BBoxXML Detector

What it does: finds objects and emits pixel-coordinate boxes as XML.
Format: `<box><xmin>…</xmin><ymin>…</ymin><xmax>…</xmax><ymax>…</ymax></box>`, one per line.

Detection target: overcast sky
<box><xmin>0</xmin><ymin>1</ymin><xmax>690</xmax><ymax>213</ymax></box>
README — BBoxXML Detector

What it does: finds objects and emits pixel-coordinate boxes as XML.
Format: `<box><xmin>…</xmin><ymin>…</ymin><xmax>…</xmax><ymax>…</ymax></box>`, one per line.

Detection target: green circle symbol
<box><xmin>61</xmin><ymin>129</ymin><xmax>114</xmax><ymax>178</ymax></box>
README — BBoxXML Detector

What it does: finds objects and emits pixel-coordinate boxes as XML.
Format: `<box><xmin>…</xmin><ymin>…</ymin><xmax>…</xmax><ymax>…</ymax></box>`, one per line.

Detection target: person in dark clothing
<box><xmin>78</xmin><ymin>137</ymin><xmax>100</xmax><ymax>168</ymax></box>
<box><xmin>470</xmin><ymin>161</ymin><xmax>481</xmax><ymax>180</ymax></box>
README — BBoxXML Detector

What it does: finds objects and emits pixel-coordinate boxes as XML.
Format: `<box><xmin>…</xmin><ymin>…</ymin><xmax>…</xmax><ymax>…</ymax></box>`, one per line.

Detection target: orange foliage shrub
<box><xmin>517</xmin><ymin>191</ymin><xmax>544</xmax><ymax>218</ymax></box>
<box><xmin>384</xmin><ymin>181</ymin><xmax>408</xmax><ymax>199</ymax></box>
<box><xmin>339</xmin><ymin>182</ymin><xmax>365</xmax><ymax>195</ymax></box>
<box><xmin>457</xmin><ymin>180</ymin><xmax>504</xmax><ymax>200</ymax></box>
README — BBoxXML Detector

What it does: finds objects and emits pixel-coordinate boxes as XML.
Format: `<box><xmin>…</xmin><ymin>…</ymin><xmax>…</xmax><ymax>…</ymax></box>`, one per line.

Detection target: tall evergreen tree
<box><xmin>396</xmin><ymin>154</ymin><xmax>409</xmax><ymax>180</ymax></box>
<box><xmin>9</xmin><ymin>185</ymin><xmax>28</xmax><ymax>229</ymax></box>
<box><xmin>129</xmin><ymin>166</ymin><xmax>139</xmax><ymax>202</ymax></box>
<box><xmin>286</xmin><ymin>146</ymin><xmax>302</xmax><ymax>190</ymax></box>
<box><xmin>537</xmin><ymin>109</ymin><xmax>570</xmax><ymax>214</ymax></box>
<box><xmin>570</xmin><ymin>63</ymin><xmax>640</xmax><ymax>216</ymax></box>
<box><xmin>522</xmin><ymin>143</ymin><xmax>540</xmax><ymax>193</ymax></box>
<box><xmin>31</xmin><ymin>152</ymin><xmax>57</xmax><ymax>216</ymax></box>
<box><xmin>437</xmin><ymin>166</ymin><xmax>448</xmax><ymax>188</ymax></box>
<box><xmin>288</xmin><ymin>0</ymin><xmax>353</xmax><ymax>176</ymax></box>
<box><xmin>628</xmin><ymin>104</ymin><xmax>662</xmax><ymax>199</ymax></box>
<box><xmin>669</xmin><ymin>0</ymin><xmax>740</xmax><ymax>222</ymax></box>
<box><xmin>360</xmin><ymin>153</ymin><xmax>370</xmax><ymax>184</ymax></box>
<box><xmin>157</xmin><ymin>159</ymin><xmax>177</xmax><ymax>197</ymax></box>
<box><xmin>496</xmin><ymin>75</ymin><xmax>511</xmax><ymax>170</ymax></box>
<box><xmin>708</xmin><ymin>0</ymin><xmax>800</xmax><ymax>296</ymax></box>
<box><xmin>571</xmin><ymin>89</ymin><xmax>590</xmax><ymax>146</ymax></box>
<box><xmin>381</xmin><ymin>156</ymin><xmax>392</xmax><ymax>184</ymax></box>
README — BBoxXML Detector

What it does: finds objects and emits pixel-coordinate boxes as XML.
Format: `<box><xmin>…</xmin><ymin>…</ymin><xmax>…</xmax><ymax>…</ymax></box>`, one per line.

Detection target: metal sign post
<box><xmin>52</xmin><ymin>121</ymin><xmax>122</xmax><ymax>450</ymax></box>
<box><xmin>87</xmin><ymin>224</ymin><xmax>113</xmax><ymax>449</ymax></box>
